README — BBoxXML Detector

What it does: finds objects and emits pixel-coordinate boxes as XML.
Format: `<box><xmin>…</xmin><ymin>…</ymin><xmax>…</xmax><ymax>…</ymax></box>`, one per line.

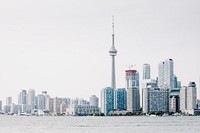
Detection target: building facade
<box><xmin>89</xmin><ymin>95</ymin><xmax>99</xmax><ymax>107</ymax></box>
<box><xmin>101</xmin><ymin>87</ymin><xmax>114</xmax><ymax>115</ymax></box>
<box><xmin>169</xmin><ymin>88</ymin><xmax>180</xmax><ymax>113</ymax></box>
<box><xmin>180</xmin><ymin>82</ymin><xmax>197</xmax><ymax>115</ymax></box>
<box><xmin>143</xmin><ymin>64</ymin><xmax>151</xmax><ymax>80</ymax></box>
<box><xmin>53</xmin><ymin>97</ymin><xmax>62</xmax><ymax>115</ymax></box>
<box><xmin>126</xmin><ymin>70</ymin><xmax>140</xmax><ymax>113</ymax></box>
<box><xmin>116</xmin><ymin>88</ymin><xmax>127</xmax><ymax>110</ymax></box>
<box><xmin>158</xmin><ymin>59</ymin><xmax>174</xmax><ymax>90</ymax></box>
<box><xmin>142</xmin><ymin>87</ymin><xmax>169</xmax><ymax>113</ymax></box>
<box><xmin>27</xmin><ymin>89</ymin><xmax>35</xmax><ymax>112</ymax></box>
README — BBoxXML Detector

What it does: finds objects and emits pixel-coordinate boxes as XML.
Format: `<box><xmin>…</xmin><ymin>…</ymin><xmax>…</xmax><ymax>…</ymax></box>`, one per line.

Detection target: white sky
<box><xmin>0</xmin><ymin>0</ymin><xmax>200</xmax><ymax>104</ymax></box>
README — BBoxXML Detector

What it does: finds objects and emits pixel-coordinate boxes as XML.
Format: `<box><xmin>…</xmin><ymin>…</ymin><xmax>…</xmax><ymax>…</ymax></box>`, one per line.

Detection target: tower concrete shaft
<box><xmin>111</xmin><ymin>56</ymin><xmax>116</xmax><ymax>90</ymax></box>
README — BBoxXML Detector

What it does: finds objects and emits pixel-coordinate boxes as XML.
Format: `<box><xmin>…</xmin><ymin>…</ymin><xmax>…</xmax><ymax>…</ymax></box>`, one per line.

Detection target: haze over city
<box><xmin>0</xmin><ymin>0</ymin><xmax>200</xmax><ymax>103</ymax></box>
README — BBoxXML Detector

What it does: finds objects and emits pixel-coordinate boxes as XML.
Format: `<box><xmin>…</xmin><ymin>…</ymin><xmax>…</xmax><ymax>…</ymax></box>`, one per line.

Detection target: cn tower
<box><xmin>109</xmin><ymin>17</ymin><xmax>117</xmax><ymax>90</ymax></box>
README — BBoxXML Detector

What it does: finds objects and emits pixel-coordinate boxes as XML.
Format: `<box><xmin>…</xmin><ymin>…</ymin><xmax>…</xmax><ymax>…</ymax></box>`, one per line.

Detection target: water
<box><xmin>0</xmin><ymin>115</ymin><xmax>200</xmax><ymax>133</ymax></box>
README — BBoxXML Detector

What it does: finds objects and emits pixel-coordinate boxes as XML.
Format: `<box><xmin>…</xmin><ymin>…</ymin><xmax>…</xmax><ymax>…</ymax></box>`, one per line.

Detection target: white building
<box><xmin>10</xmin><ymin>103</ymin><xmax>19</xmax><ymax>114</ymax></box>
<box><xmin>46</xmin><ymin>97</ymin><xmax>54</xmax><ymax>114</ymax></box>
<box><xmin>18</xmin><ymin>90</ymin><xmax>28</xmax><ymax>112</ymax></box>
<box><xmin>180</xmin><ymin>82</ymin><xmax>197</xmax><ymax>115</ymax></box>
<box><xmin>53</xmin><ymin>97</ymin><xmax>62</xmax><ymax>115</ymax></box>
<box><xmin>66</xmin><ymin>98</ymin><xmax>99</xmax><ymax>116</ymax></box>
<box><xmin>142</xmin><ymin>87</ymin><xmax>169</xmax><ymax>113</ymax></box>
<box><xmin>18</xmin><ymin>90</ymin><xmax>27</xmax><ymax>105</ymax></box>
<box><xmin>37</xmin><ymin>91</ymin><xmax>50</xmax><ymax>112</ymax></box>
<box><xmin>27</xmin><ymin>89</ymin><xmax>35</xmax><ymax>112</ymax></box>
<box><xmin>89</xmin><ymin>95</ymin><xmax>99</xmax><ymax>107</ymax></box>
<box><xmin>158</xmin><ymin>59</ymin><xmax>174</xmax><ymax>90</ymax></box>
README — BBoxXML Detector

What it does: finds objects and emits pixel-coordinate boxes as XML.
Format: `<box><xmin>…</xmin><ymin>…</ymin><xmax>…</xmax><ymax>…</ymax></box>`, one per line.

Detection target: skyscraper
<box><xmin>164</xmin><ymin>59</ymin><xmax>174</xmax><ymax>90</ymax></box>
<box><xmin>142</xmin><ymin>87</ymin><xmax>169</xmax><ymax>113</ymax></box>
<box><xmin>18</xmin><ymin>90</ymin><xmax>27</xmax><ymax>105</ymax></box>
<box><xmin>126</xmin><ymin>70</ymin><xmax>140</xmax><ymax>113</ymax></box>
<box><xmin>6</xmin><ymin>97</ymin><xmax>12</xmax><ymax>106</ymax></box>
<box><xmin>37</xmin><ymin>95</ymin><xmax>45</xmax><ymax>111</ymax></box>
<box><xmin>5</xmin><ymin>97</ymin><xmax>12</xmax><ymax>113</ymax></box>
<box><xmin>158</xmin><ymin>61</ymin><xmax>165</xmax><ymax>88</ymax></box>
<box><xmin>101</xmin><ymin>87</ymin><xmax>114</xmax><ymax>115</ymax></box>
<box><xmin>116</xmin><ymin>88</ymin><xmax>127</xmax><ymax>110</ymax></box>
<box><xmin>46</xmin><ymin>97</ymin><xmax>54</xmax><ymax>114</ymax></box>
<box><xmin>180</xmin><ymin>82</ymin><xmax>197</xmax><ymax>115</ymax></box>
<box><xmin>53</xmin><ymin>97</ymin><xmax>62</xmax><ymax>115</ymax></box>
<box><xmin>27</xmin><ymin>89</ymin><xmax>35</xmax><ymax>111</ymax></box>
<box><xmin>158</xmin><ymin>59</ymin><xmax>174</xmax><ymax>90</ymax></box>
<box><xmin>143</xmin><ymin>64</ymin><xmax>151</xmax><ymax>80</ymax></box>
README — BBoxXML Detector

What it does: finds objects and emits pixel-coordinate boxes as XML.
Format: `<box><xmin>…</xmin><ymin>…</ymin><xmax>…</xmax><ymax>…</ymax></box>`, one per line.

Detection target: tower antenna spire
<box><xmin>112</xmin><ymin>15</ymin><xmax>114</xmax><ymax>34</ymax></box>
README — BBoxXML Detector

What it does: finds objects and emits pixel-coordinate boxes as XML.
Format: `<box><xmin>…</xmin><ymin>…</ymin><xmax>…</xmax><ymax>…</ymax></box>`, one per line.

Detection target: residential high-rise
<box><xmin>89</xmin><ymin>95</ymin><xmax>99</xmax><ymax>107</ymax></box>
<box><xmin>142</xmin><ymin>87</ymin><xmax>169</xmax><ymax>113</ymax></box>
<box><xmin>53</xmin><ymin>97</ymin><xmax>62</xmax><ymax>115</ymax></box>
<box><xmin>101</xmin><ymin>87</ymin><xmax>114</xmax><ymax>115</ymax></box>
<box><xmin>46</xmin><ymin>97</ymin><xmax>54</xmax><ymax>114</ymax></box>
<box><xmin>164</xmin><ymin>59</ymin><xmax>174</xmax><ymax>90</ymax></box>
<box><xmin>158</xmin><ymin>61</ymin><xmax>164</xmax><ymax>88</ymax></box>
<box><xmin>126</xmin><ymin>70</ymin><xmax>140</xmax><ymax>113</ymax></box>
<box><xmin>116</xmin><ymin>88</ymin><xmax>127</xmax><ymax>110</ymax></box>
<box><xmin>4</xmin><ymin>97</ymin><xmax>12</xmax><ymax>113</ymax></box>
<box><xmin>158</xmin><ymin>59</ymin><xmax>174</xmax><ymax>90</ymax></box>
<box><xmin>27</xmin><ymin>89</ymin><xmax>35</xmax><ymax>111</ymax></box>
<box><xmin>37</xmin><ymin>91</ymin><xmax>49</xmax><ymax>111</ymax></box>
<box><xmin>180</xmin><ymin>82</ymin><xmax>197</xmax><ymax>115</ymax></box>
<box><xmin>18</xmin><ymin>90</ymin><xmax>27</xmax><ymax>105</ymax></box>
<box><xmin>66</xmin><ymin>98</ymin><xmax>99</xmax><ymax>116</ymax></box>
<box><xmin>37</xmin><ymin>94</ymin><xmax>45</xmax><ymax>110</ymax></box>
<box><xmin>6</xmin><ymin>97</ymin><xmax>12</xmax><ymax>106</ymax></box>
<box><xmin>42</xmin><ymin>91</ymin><xmax>49</xmax><ymax>111</ymax></box>
<box><xmin>143</xmin><ymin>64</ymin><xmax>151</xmax><ymax>80</ymax></box>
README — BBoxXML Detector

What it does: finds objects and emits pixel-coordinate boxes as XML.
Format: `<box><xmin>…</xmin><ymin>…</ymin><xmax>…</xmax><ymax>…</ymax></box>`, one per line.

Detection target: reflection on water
<box><xmin>0</xmin><ymin>115</ymin><xmax>200</xmax><ymax>133</ymax></box>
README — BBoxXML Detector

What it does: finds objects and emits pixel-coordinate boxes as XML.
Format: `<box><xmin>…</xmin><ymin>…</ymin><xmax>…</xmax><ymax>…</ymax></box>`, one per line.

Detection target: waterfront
<box><xmin>0</xmin><ymin>116</ymin><xmax>200</xmax><ymax>133</ymax></box>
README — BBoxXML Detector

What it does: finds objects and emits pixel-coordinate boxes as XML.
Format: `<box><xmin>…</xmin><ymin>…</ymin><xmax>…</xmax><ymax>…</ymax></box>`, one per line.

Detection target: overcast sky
<box><xmin>0</xmin><ymin>0</ymin><xmax>200</xmax><ymax>103</ymax></box>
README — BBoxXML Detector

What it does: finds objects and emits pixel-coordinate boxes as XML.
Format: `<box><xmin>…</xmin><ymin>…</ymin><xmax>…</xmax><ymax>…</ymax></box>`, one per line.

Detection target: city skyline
<box><xmin>0</xmin><ymin>0</ymin><xmax>200</xmax><ymax>103</ymax></box>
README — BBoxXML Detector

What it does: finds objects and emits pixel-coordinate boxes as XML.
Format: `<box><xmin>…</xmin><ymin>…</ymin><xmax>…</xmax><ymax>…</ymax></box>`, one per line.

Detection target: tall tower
<box><xmin>126</xmin><ymin>70</ymin><xmax>140</xmax><ymax>113</ymax></box>
<box><xmin>164</xmin><ymin>59</ymin><xmax>174</xmax><ymax>90</ymax></box>
<box><xmin>109</xmin><ymin>16</ymin><xmax>117</xmax><ymax>90</ymax></box>
<box><xmin>27</xmin><ymin>89</ymin><xmax>35</xmax><ymax>111</ymax></box>
<box><xmin>101</xmin><ymin>87</ymin><xmax>114</xmax><ymax>115</ymax></box>
<box><xmin>143</xmin><ymin>64</ymin><xmax>151</xmax><ymax>80</ymax></box>
<box><xmin>158</xmin><ymin>59</ymin><xmax>174</xmax><ymax>90</ymax></box>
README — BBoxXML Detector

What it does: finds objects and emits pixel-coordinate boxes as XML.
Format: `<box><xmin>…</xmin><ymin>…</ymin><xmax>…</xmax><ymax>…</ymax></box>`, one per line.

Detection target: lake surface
<box><xmin>0</xmin><ymin>115</ymin><xmax>200</xmax><ymax>133</ymax></box>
